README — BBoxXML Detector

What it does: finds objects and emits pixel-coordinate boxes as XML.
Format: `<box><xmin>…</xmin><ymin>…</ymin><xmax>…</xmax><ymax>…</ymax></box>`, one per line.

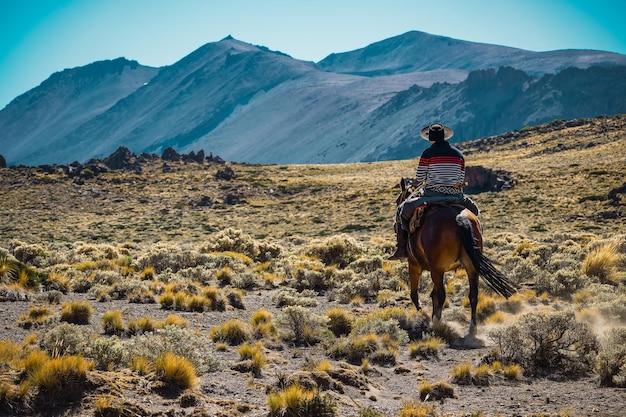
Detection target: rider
<box><xmin>389</xmin><ymin>123</ymin><xmax>480</xmax><ymax>260</ymax></box>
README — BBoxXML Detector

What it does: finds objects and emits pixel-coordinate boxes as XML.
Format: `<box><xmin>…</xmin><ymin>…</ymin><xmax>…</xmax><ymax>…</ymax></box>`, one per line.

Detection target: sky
<box><xmin>1</xmin><ymin>0</ymin><xmax>625</xmax><ymax>109</ymax></box>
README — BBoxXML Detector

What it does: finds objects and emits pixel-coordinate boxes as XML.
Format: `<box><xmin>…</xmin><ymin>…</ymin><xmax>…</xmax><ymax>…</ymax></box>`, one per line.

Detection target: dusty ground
<box><xmin>1</xmin><ymin>287</ymin><xmax>625</xmax><ymax>417</ymax></box>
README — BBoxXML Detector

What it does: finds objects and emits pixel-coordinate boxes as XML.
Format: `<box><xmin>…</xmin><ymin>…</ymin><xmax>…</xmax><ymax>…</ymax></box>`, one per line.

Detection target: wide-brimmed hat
<box><xmin>420</xmin><ymin>123</ymin><xmax>454</xmax><ymax>141</ymax></box>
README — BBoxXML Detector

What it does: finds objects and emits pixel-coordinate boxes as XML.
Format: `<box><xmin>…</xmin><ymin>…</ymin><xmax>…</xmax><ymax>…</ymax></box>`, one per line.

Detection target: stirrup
<box><xmin>388</xmin><ymin>248</ymin><xmax>408</xmax><ymax>260</ymax></box>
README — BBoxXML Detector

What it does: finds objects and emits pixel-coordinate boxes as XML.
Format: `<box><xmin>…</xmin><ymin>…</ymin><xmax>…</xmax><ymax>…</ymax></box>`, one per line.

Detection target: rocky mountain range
<box><xmin>2</xmin><ymin>31</ymin><xmax>626</xmax><ymax>166</ymax></box>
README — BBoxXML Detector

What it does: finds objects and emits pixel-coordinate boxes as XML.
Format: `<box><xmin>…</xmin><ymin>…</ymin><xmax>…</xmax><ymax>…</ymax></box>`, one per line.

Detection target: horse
<box><xmin>396</xmin><ymin>178</ymin><xmax>516</xmax><ymax>336</ymax></box>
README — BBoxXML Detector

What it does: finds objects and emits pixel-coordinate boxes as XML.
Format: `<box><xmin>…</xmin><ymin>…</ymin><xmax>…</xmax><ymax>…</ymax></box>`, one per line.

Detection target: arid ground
<box><xmin>1</xmin><ymin>115</ymin><xmax>625</xmax><ymax>416</ymax></box>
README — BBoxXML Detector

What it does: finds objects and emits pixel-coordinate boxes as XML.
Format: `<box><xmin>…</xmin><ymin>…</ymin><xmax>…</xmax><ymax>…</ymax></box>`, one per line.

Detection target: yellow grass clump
<box><xmin>60</xmin><ymin>300</ymin><xmax>93</xmax><ymax>324</ymax></box>
<box><xmin>101</xmin><ymin>310</ymin><xmax>124</xmax><ymax>335</ymax></box>
<box><xmin>19</xmin><ymin>305</ymin><xmax>53</xmax><ymax>328</ymax></box>
<box><xmin>155</xmin><ymin>351</ymin><xmax>198</xmax><ymax>389</ymax></box>
<box><xmin>30</xmin><ymin>355</ymin><xmax>93</xmax><ymax>397</ymax></box>
<box><xmin>250</xmin><ymin>309</ymin><xmax>277</xmax><ymax>339</ymax></box>
<box><xmin>582</xmin><ymin>243</ymin><xmax>622</xmax><ymax>284</ymax></box>
<box><xmin>211</xmin><ymin>319</ymin><xmax>249</xmax><ymax>345</ymax></box>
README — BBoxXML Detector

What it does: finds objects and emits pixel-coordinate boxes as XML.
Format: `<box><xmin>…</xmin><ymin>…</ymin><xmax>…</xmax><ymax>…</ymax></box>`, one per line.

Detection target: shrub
<box><xmin>41</xmin><ymin>323</ymin><xmax>96</xmax><ymax>357</ymax></box>
<box><xmin>305</xmin><ymin>234</ymin><xmax>362</xmax><ymax>267</ymax></box>
<box><xmin>89</xmin><ymin>336</ymin><xmax>125</xmax><ymax>371</ymax></box>
<box><xmin>418</xmin><ymin>379</ymin><xmax>455</xmax><ymax>402</ymax></box>
<box><xmin>472</xmin><ymin>364</ymin><xmax>494</xmax><ymax>386</ymax></box>
<box><xmin>237</xmin><ymin>342</ymin><xmax>267</xmax><ymax>376</ymax></box>
<box><xmin>202</xmin><ymin>286</ymin><xmax>226</xmax><ymax>311</ymax></box>
<box><xmin>409</xmin><ymin>337</ymin><xmax>443</xmax><ymax>359</ymax></box>
<box><xmin>60</xmin><ymin>300</ymin><xmax>93</xmax><ymax>324</ymax></box>
<box><xmin>135</xmin><ymin>244</ymin><xmax>198</xmax><ymax>273</ymax></box>
<box><xmin>490</xmin><ymin>310</ymin><xmax>598</xmax><ymax>376</ymax></box>
<box><xmin>400</xmin><ymin>400</ymin><xmax>438</xmax><ymax>417</ymax></box>
<box><xmin>272</xmin><ymin>287</ymin><xmax>318</xmax><ymax>307</ymax></box>
<box><xmin>328</xmin><ymin>333</ymin><xmax>378</xmax><ymax>364</ymax></box>
<box><xmin>582</xmin><ymin>243</ymin><xmax>621</xmax><ymax>284</ymax></box>
<box><xmin>211</xmin><ymin>319</ymin><xmax>249</xmax><ymax>345</ymax></box>
<box><xmin>19</xmin><ymin>305</ymin><xmax>53</xmax><ymax>329</ymax></box>
<box><xmin>155</xmin><ymin>351</ymin><xmax>198</xmax><ymax>389</ymax></box>
<box><xmin>101</xmin><ymin>310</ymin><xmax>124</xmax><ymax>335</ymax></box>
<box><xmin>535</xmin><ymin>268</ymin><xmax>590</xmax><ymax>298</ymax></box>
<box><xmin>595</xmin><ymin>327</ymin><xmax>626</xmax><ymax>386</ymax></box>
<box><xmin>159</xmin><ymin>314</ymin><xmax>188</xmax><ymax>328</ymax></box>
<box><xmin>30</xmin><ymin>355</ymin><xmax>92</xmax><ymax>401</ymax></box>
<box><xmin>326</xmin><ymin>307</ymin><xmax>353</xmax><ymax>337</ymax></box>
<box><xmin>202</xmin><ymin>228</ymin><xmax>282</xmax><ymax>262</ymax></box>
<box><xmin>351</xmin><ymin>316</ymin><xmax>409</xmax><ymax>346</ymax></box>
<box><xmin>450</xmin><ymin>362</ymin><xmax>473</xmax><ymax>385</ymax></box>
<box><xmin>128</xmin><ymin>316</ymin><xmax>156</xmax><ymax>335</ymax></box>
<box><xmin>267</xmin><ymin>384</ymin><xmax>336</xmax><ymax>417</ymax></box>
<box><xmin>122</xmin><ymin>326</ymin><xmax>219</xmax><ymax>373</ymax></box>
<box><xmin>250</xmin><ymin>309</ymin><xmax>277</xmax><ymax>339</ymax></box>
<box><xmin>130</xmin><ymin>356</ymin><xmax>153</xmax><ymax>375</ymax></box>
<box><xmin>277</xmin><ymin>306</ymin><xmax>328</xmax><ymax>346</ymax></box>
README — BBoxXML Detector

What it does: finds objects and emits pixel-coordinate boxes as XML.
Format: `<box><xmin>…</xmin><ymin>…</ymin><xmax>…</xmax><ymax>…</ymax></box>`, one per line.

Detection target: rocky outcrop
<box><xmin>103</xmin><ymin>146</ymin><xmax>140</xmax><ymax>172</ymax></box>
<box><xmin>465</xmin><ymin>166</ymin><xmax>514</xmax><ymax>192</ymax></box>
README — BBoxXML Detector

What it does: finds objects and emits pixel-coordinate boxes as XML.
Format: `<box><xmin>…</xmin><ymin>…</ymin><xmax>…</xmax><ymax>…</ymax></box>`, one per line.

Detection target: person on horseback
<box><xmin>389</xmin><ymin>123</ymin><xmax>480</xmax><ymax>260</ymax></box>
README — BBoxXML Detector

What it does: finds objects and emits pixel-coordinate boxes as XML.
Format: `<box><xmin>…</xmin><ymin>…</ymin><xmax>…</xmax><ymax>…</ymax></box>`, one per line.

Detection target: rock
<box><xmin>465</xmin><ymin>165</ymin><xmax>514</xmax><ymax>192</ymax></box>
<box><xmin>215</xmin><ymin>166</ymin><xmax>235</xmax><ymax>180</ymax></box>
<box><xmin>103</xmin><ymin>146</ymin><xmax>141</xmax><ymax>173</ymax></box>
<box><xmin>161</xmin><ymin>147</ymin><xmax>180</xmax><ymax>161</ymax></box>
<box><xmin>0</xmin><ymin>154</ymin><xmax>6</xmax><ymax>168</ymax></box>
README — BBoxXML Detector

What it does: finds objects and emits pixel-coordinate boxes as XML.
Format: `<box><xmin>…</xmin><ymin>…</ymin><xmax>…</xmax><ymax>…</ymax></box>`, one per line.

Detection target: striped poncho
<box><xmin>415</xmin><ymin>141</ymin><xmax>465</xmax><ymax>195</ymax></box>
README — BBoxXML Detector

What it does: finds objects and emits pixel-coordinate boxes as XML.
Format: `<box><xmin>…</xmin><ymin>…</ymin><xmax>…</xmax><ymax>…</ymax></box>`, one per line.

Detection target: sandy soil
<box><xmin>2</xmin><ymin>288</ymin><xmax>625</xmax><ymax>417</ymax></box>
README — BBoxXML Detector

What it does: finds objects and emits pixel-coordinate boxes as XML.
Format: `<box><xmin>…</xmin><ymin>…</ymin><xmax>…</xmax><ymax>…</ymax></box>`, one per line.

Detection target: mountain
<box><xmin>0</xmin><ymin>58</ymin><xmax>158</xmax><ymax>164</ymax></box>
<box><xmin>1</xmin><ymin>31</ymin><xmax>626</xmax><ymax>166</ymax></box>
<box><xmin>317</xmin><ymin>31</ymin><xmax>626</xmax><ymax>76</ymax></box>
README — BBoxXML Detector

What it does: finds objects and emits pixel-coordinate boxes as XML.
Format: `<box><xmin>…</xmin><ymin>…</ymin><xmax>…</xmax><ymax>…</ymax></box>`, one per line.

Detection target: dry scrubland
<box><xmin>1</xmin><ymin>115</ymin><xmax>625</xmax><ymax>417</ymax></box>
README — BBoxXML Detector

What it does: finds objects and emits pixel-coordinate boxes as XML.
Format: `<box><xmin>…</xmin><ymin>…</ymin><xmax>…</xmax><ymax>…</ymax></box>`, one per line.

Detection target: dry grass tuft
<box><xmin>211</xmin><ymin>319</ymin><xmax>249</xmax><ymax>345</ymax></box>
<box><xmin>60</xmin><ymin>300</ymin><xmax>93</xmax><ymax>324</ymax></box>
<box><xmin>101</xmin><ymin>310</ymin><xmax>125</xmax><ymax>336</ymax></box>
<box><xmin>267</xmin><ymin>384</ymin><xmax>336</xmax><ymax>417</ymax></box>
<box><xmin>155</xmin><ymin>351</ymin><xmax>198</xmax><ymax>389</ymax></box>
<box><xmin>582</xmin><ymin>243</ymin><xmax>622</xmax><ymax>284</ymax></box>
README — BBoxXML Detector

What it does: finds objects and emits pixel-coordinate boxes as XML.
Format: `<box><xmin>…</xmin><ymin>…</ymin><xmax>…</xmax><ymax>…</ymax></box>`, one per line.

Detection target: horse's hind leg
<box><xmin>468</xmin><ymin>269</ymin><xmax>479</xmax><ymax>336</ymax></box>
<box><xmin>408</xmin><ymin>261</ymin><xmax>423</xmax><ymax>310</ymax></box>
<box><xmin>430</xmin><ymin>269</ymin><xmax>446</xmax><ymax>324</ymax></box>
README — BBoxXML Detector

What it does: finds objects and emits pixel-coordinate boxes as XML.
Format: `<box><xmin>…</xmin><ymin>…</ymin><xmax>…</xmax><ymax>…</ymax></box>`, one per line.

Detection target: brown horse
<box><xmin>397</xmin><ymin>179</ymin><xmax>516</xmax><ymax>336</ymax></box>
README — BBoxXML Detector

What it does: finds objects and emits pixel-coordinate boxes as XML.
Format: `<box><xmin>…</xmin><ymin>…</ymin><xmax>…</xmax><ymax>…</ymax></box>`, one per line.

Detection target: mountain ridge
<box><xmin>2</xmin><ymin>31</ymin><xmax>626</xmax><ymax>166</ymax></box>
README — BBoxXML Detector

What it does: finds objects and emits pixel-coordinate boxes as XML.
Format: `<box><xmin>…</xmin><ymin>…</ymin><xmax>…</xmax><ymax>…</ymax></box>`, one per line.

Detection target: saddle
<box><xmin>408</xmin><ymin>202</ymin><xmax>466</xmax><ymax>233</ymax></box>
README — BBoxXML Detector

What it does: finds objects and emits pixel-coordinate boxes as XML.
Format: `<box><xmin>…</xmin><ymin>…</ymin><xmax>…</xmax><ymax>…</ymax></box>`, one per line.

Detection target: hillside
<box><xmin>2</xmin><ymin>31</ymin><xmax>626</xmax><ymax>166</ymax></box>
<box><xmin>0</xmin><ymin>116</ymin><xmax>625</xmax><ymax>416</ymax></box>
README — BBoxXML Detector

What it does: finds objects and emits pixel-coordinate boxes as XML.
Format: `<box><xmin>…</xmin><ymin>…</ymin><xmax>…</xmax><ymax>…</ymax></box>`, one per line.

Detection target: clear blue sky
<box><xmin>1</xmin><ymin>0</ymin><xmax>625</xmax><ymax>108</ymax></box>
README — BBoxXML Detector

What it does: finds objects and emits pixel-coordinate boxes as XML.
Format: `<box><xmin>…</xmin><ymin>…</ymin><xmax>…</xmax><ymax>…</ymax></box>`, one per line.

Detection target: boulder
<box><xmin>465</xmin><ymin>166</ymin><xmax>514</xmax><ymax>192</ymax></box>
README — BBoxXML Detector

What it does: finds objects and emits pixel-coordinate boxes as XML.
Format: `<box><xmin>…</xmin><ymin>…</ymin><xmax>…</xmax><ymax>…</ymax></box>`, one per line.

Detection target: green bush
<box><xmin>490</xmin><ymin>311</ymin><xmax>597</xmax><ymax>376</ymax></box>
<box><xmin>595</xmin><ymin>327</ymin><xmax>626</xmax><ymax>386</ymax></box>
<box><xmin>305</xmin><ymin>234</ymin><xmax>362</xmax><ymax>267</ymax></box>
<box><xmin>41</xmin><ymin>323</ymin><xmax>96</xmax><ymax>357</ymax></box>
<box><xmin>277</xmin><ymin>306</ymin><xmax>328</xmax><ymax>346</ymax></box>
<box><xmin>123</xmin><ymin>326</ymin><xmax>219</xmax><ymax>373</ymax></box>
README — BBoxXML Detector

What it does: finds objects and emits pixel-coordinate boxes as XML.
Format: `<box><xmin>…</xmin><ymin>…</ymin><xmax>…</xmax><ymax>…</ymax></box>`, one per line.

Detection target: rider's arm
<box><xmin>415</xmin><ymin>150</ymin><xmax>430</xmax><ymax>183</ymax></box>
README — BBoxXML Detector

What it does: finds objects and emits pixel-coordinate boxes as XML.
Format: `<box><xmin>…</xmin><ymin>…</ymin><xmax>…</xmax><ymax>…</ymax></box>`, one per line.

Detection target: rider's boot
<box><xmin>388</xmin><ymin>224</ymin><xmax>409</xmax><ymax>260</ymax></box>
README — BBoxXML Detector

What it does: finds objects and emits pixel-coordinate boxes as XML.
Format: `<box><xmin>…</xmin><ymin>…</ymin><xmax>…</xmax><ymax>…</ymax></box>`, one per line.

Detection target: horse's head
<box><xmin>395</xmin><ymin>177</ymin><xmax>420</xmax><ymax>206</ymax></box>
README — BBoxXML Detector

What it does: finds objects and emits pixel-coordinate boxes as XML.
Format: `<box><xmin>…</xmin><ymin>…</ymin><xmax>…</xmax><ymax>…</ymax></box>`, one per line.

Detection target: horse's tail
<box><xmin>456</xmin><ymin>215</ymin><xmax>517</xmax><ymax>299</ymax></box>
